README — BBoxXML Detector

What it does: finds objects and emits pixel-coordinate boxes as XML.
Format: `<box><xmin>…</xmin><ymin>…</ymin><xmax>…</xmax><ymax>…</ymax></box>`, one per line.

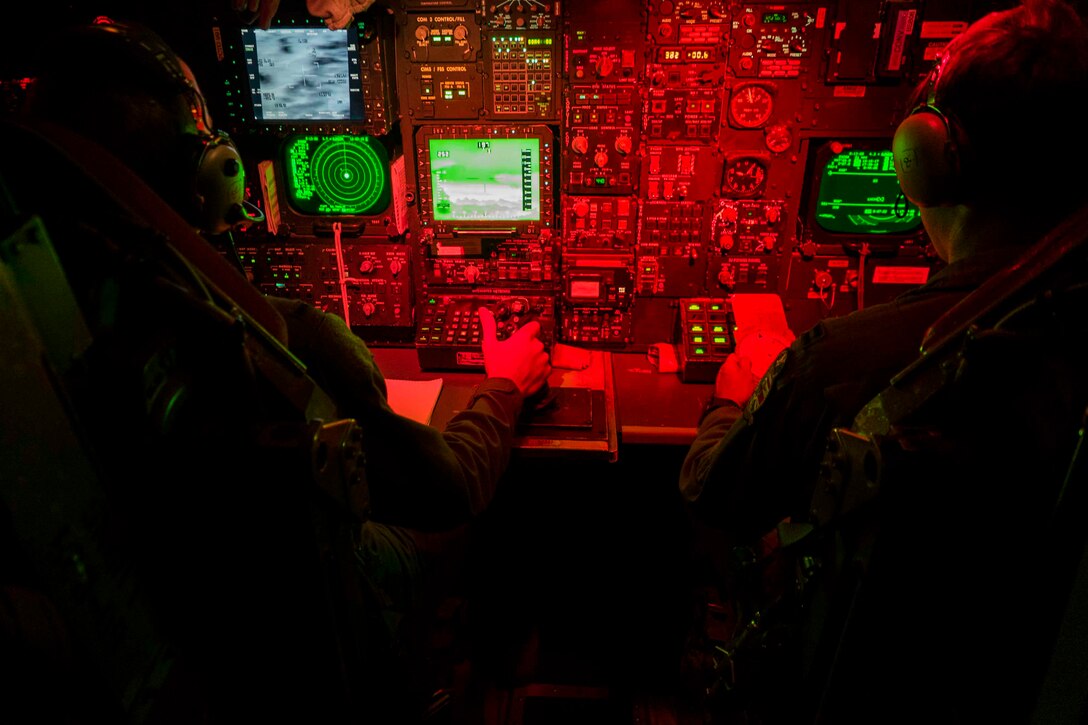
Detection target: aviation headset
<box><xmin>891</xmin><ymin>53</ymin><xmax>970</xmax><ymax>208</ymax></box>
<box><xmin>83</xmin><ymin>20</ymin><xmax>263</xmax><ymax>235</ymax></box>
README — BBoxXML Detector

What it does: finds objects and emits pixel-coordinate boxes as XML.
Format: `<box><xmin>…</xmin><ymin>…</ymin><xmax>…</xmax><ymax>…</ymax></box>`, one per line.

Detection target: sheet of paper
<box><xmin>731</xmin><ymin>293</ymin><xmax>795</xmax><ymax>379</ymax></box>
<box><xmin>385</xmin><ymin>378</ymin><xmax>444</xmax><ymax>425</ymax></box>
<box><xmin>731</xmin><ymin>293</ymin><xmax>793</xmax><ymax>340</ymax></box>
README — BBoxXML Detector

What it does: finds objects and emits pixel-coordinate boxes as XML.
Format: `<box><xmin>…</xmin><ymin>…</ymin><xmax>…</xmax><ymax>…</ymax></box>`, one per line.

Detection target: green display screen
<box><xmin>283</xmin><ymin>134</ymin><xmax>390</xmax><ymax>216</ymax></box>
<box><xmin>814</xmin><ymin>148</ymin><xmax>921</xmax><ymax>234</ymax></box>
<box><xmin>428</xmin><ymin>138</ymin><xmax>540</xmax><ymax>222</ymax></box>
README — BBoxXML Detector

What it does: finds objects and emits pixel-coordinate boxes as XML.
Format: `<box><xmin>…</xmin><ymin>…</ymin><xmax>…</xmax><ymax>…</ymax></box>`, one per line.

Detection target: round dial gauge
<box><xmin>728</xmin><ymin>84</ymin><xmax>775</xmax><ymax>129</ymax></box>
<box><xmin>723</xmin><ymin>157</ymin><xmax>768</xmax><ymax>196</ymax></box>
<box><xmin>764</xmin><ymin>123</ymin><xmax>793</xmax><ymax>154</ymax></box>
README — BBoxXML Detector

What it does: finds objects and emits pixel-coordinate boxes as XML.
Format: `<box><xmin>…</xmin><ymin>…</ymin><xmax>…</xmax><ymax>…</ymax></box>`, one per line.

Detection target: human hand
<box><xmin>713</xmin><ymin>353</ymin><xmax>761</xmax><ymax>406</ymax></box>
<box><xmin>306</xmin><ymin>0</ymin><xmax>377</xmax><ymax>29</ymax></box>
<box><xmin>714</xmin><ymin>330</ymin><xmax>792</xmax><ymax>405</ymax></box>
<box><xmin>479</xmin><ymin>307</ymin><xmax>551</xmax><ymax>397</ymax></box>
<box><xmin>735</xmin><ymin>330</ymin><xmax>793</xmax><ymax>380</ymax></box>
<box><xmin>232</xmin><ymin>0</ymin><xmax>281</xmax><ymax>29</ymax></box>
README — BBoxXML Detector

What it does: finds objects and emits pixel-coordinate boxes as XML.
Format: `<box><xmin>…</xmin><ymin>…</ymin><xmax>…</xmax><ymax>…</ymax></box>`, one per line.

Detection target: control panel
<box><xmin>416</xmin><ymin>292</ymin><xmax>556</xmax><ymax>370</ymax></box>
<box><xmin>678</xmin><ymin>298</ymin><xmax>735</xmax><ymax>383</ymax></box>
<box><xmin>190</xmin><ymin>0</ymin><xmax>981</xmax><ymax>377</ymax></box>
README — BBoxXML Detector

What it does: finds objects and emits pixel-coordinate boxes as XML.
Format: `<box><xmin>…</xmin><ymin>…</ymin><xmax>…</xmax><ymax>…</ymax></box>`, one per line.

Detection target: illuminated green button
<box><xmin>688</xmin><ymin>303</ymin><xmax>702</xmax><ymax>311</ymax></box>
<box><xmin>713</xmin><ymin>336</ymin><xmax>728</xmax><ymax>344</ymax></box>
<box><xmin>693</xmin><ymin>347</ymin><xmax>706</xmax><ymax>355</ymax></box>
<box><xmin>692</xmin><ymin>336</ymin><xmax>704</xmax><ymax>343</ymax></box>
<box><xmin>690</xmin><ymin>324</ymin><xmax>704</xmax><ymax>332</ymax></box>
<box><xmin>712</xmin><ymin>325</ymin><xmax>725</xmax><ymax>333</ymax></box>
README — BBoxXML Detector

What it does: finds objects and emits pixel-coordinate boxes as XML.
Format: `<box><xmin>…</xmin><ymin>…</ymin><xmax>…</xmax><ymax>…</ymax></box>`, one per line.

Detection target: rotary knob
<box><xmin>463</xmin><ymin>265</ymin><xmax>480</xmax><ymax>283</ymax></box>
<box><xmin>595</xmin><ymin>55</ymin><xmax>614</xmax><ymax>78</ymax></box>
<box><xmin>718</xmin><ymin>205</ymin><xmax>739</xmax><ymax>227</ymax></box>
<box><xmin>614</xmin><ymin>136</ymin><xmax>633</xmax><ymax>155</ymax></box>
<box><xmin>361</xmin><ymin>302</ymin><xmax>376</xmax><ymax>318</ymax></box>
<box><xmin>571</xmin><ymin>135</ymin><xmax>590</xmax><ymax>155</ymax></box>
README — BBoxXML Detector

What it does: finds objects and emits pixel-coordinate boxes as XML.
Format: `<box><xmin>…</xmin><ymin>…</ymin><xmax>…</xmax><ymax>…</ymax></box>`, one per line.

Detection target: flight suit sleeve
<box><xmin>267</xmin><ymin>296</ymin><xmax>525</xmax><ymax>530</ymax></box>
<box><xmin>679</xmin><ymin>344</ymin><xmax>827</xmax><ymax>542</ymax></box>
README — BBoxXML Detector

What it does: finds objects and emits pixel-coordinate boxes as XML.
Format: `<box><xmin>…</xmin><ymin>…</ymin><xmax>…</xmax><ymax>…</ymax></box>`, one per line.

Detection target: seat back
<box><xmin>0</xmin><ymin>119</ymin><xmax>377</xmax><ymax>721</ymax></box>
<box><xmin>695</xmin><ymin>202</ymin><xmax>1088</xmax><ymax>724</ymax></box>
<box><xmin>803</xmin><ymin>203</ymin><xmax>1088</xmax><ymax>723</ymax></box>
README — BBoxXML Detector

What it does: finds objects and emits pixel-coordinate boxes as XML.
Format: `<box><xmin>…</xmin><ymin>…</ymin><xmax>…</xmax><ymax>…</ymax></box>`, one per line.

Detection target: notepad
<box><xmin>385</xmin><ymin>378</ymin><xmax>444</xmax><ymax>425</ymax></box>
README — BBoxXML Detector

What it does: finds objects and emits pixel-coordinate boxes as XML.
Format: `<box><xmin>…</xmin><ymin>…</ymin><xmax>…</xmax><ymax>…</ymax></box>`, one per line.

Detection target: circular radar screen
<box><xmin>284</xmin><ymin>134</ymin><xmax>391</xmax><ymax>216</ymax></box>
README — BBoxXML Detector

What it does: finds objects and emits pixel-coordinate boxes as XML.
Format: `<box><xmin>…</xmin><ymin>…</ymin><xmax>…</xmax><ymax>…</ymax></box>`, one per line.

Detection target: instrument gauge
<box><xmin>764</xmin><ymin>123</ymin><xmax>793</xmax><ymax>154</ymax></box>
<box><xmin>723</xmin><ymin>157</ymin><xmax>768</xmax><ymax>196</ymax></box>
<box><xmin>728</xmin><ymin>83</ymin><xmax>775</xmax><ymax>129</ymax></box>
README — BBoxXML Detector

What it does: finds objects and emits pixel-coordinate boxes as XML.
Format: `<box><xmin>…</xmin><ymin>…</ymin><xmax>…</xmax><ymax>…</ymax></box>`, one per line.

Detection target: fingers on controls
<box><xmin>491</xmin><ymin>296</ymin><xmax>534</xmax><ymax>341</ymax></box>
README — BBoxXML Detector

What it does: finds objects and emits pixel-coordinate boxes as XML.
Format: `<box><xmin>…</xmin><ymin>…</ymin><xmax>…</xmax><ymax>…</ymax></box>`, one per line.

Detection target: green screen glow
<box><xmin>815</xmin><ymin>148</ymin><xmax>921</xmax><ymax>234</ymax></box>
<box><xmin>284</xmin><ymin>134</ymin><xmax>391</xmax><ymax>216</ymax></box>
<box><xmin>429</xmin><ymin>138</ymin><xmax>540</xmax><ymax>222</ymax></box>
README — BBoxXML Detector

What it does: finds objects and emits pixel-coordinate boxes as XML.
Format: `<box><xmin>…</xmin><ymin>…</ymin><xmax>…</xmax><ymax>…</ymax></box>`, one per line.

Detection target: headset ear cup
<box><xmin>187</xmin><ymin>133</ymin><xmax>246</xmax><ymax>235</ymax></box>
<box><xmin>892</xmin><ymin>110</ymin><xmax>961</xmax><ymax>207</ymax></box>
